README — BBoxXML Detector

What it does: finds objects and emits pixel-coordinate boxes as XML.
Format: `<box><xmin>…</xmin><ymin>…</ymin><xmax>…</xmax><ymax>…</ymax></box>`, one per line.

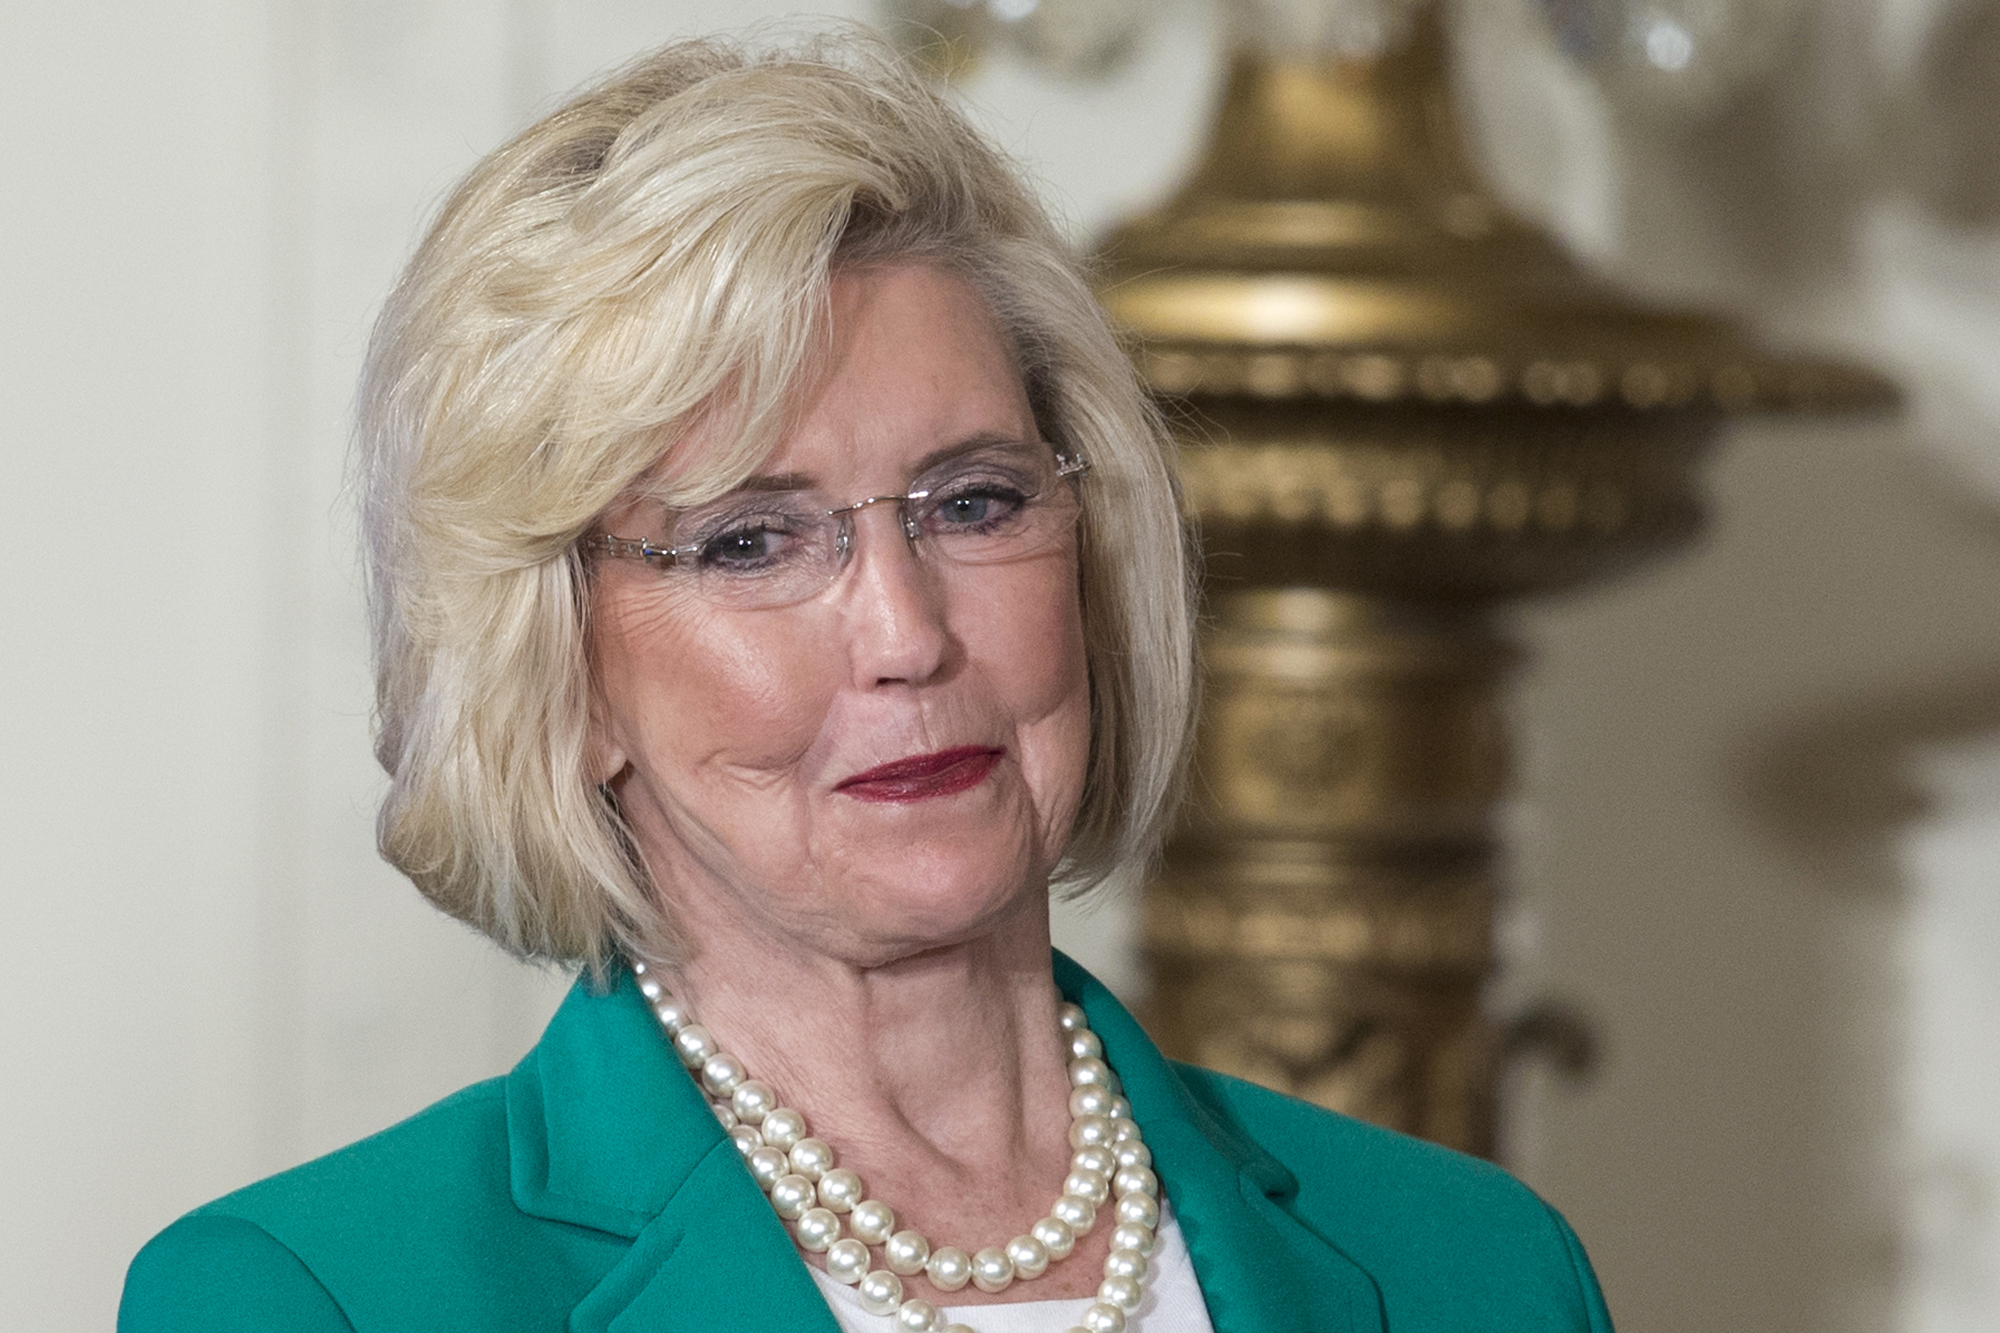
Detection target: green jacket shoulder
<box><xmin>1169</xmin><ymin>1061</ymin><xmax>1612</xmax><ymax>1333</ymax></box>
<box><xmin>120</xmin><ymin>1079</ymin><xmax>625</xmax><ymax>1333</ymax></box>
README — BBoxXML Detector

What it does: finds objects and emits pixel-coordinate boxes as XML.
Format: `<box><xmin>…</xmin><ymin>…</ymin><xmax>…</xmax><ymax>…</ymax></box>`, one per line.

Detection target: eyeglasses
<box><xmin>592</xmin><ymin>445</ymin><xmax>1089</xmax><ymax>610</ymax></box>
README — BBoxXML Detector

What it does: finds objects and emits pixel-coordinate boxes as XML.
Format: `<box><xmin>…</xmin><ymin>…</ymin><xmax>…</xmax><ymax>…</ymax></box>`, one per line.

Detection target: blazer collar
<box><xmin>505</xmin><ymin>968</ymin><xmax>710</xmax><ymax>1235</ymax></box>
<box><xmin>505</xmin><ymin>969</ymin><xmax>840</xmax><ymax>1333</ymax></box>
<box><xmin>507</xmin><ymin>957</ymin><xmax>1383</xmax><ymax>1333</ymax></box>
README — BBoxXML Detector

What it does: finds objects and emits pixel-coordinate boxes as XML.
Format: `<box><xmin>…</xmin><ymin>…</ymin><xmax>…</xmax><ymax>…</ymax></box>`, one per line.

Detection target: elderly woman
<box><xmin>121</xmin><ymin>33</ymin><xmax>1611</xmax><ymax>1333</ymax></box>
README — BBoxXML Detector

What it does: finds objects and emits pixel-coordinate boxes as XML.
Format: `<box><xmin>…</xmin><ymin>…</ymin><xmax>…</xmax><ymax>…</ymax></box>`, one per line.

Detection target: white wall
<box><xmin>3</xmin><ymin>0</ymin><xmax>302</xmax><ymax>1313</ymax></box>
<box><xmin>1900</xmin><ymin>738</ymin><xmax>2000</xmax><ymax>1333</ymax></box>
<box><xmin>3</xmin><ymin>3</ymin><xmax>1996</xmax><ymax>1332</ymax></box>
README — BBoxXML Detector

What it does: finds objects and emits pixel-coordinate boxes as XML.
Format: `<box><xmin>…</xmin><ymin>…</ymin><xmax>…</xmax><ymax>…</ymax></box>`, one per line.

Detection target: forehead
<box><xmin>758</xmin><ymin>262</ymin><xmax>1037</xmax><ymax>485</ymax></box>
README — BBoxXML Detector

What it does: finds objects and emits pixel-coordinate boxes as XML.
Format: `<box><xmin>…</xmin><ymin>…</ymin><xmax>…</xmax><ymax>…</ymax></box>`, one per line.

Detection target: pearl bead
<box><xmin>1067</xmin><ymin>1056</ymin><xmax>1113</xmax><ymax>1088</ymax></box>
<box><xmin>895</xmin><ymin>1298</ymin><xmax>940</xmax><ymax>1332</ymax></box>
<box><xmin>769</xmin><ymin>1174</ymin><xmax>815</xmax><ymax>1220</ymax></box>
<box><xmin>1081</xmin><ymin>1301</ymin><xmax>1127</xmax><ymax>1333</ymax></box>
<box><xmin>1051</xmin><ymin>1193</ymin><xmax>1097</xmax><ymax>1232</ymax></box>
<box><xmin>758</xmin><ymin>1108</ymin><xmax>807</xmax><ymax>1149</ymax></box>
<box><xmin>1103</xmin><ymin>1247</ymin><xmax>1148</xmax><ymax>1282</ymax></box>
<box><xmin>1063</xmin><ymin>1167</ymin><xmax>1110</xmax><ymax>1206</ymax></box>
<box><xmin>1068</xmin><ymin>1030</ymin><xmax>1104</xmax><ymax>1060</ymax></box>
<box><xmin>652</xmin><ymin>1000</ymin><xmax>689</xmax><ymax>1034</ymax></box>
<box><xmin>817</xmin><ymin>1168</ymin><xmax>863</xmax><ymax>1213</ymax></box>
<box><xmin>1071</xmin><ymin>1145</ymin><xmax>1116</xmax><ymax>1177</ymax></box>
<box><xmin>1099</xmin><ymin>1275</ymin><xmax>1143</xmax><ymax>1311</ymax></box>
<box><xmin>970</xmin><ymin>1246</ymin><xmax>1014</xmax><ymax>1293</ymax></box>
<box><xmin>1109</xmin><ymin>1117</ymin><xmax>1140</xmax><ymax>1144</ymax></box>
<box><xmin>728</xmin><ymin>1124</ymin><xmax>763</xmax><ymax>1156</ymax></box>
<box><xmin>939</xmin><ymin>1326</ymin><xmax>975</xmax><ymax>1333</ymax></box>
<box><xmin>1113</xmin><ymin>1165</ymin><xmax>1158</xmax><ymax>1199</ymax></box>
<box><xmin>884</xmin><ymin>1229</ymin><xmax>930</xmax><ymax>1275</ymax></box>
<box><xmin>730</xmin><ymin>1080</ymin><xmax>776</xmax><ymax>1123</ymax></box>
<box><xmin>857</xmin><ymin>1270</ymin><xmax>904</xmax><ymax>1316</ymax></box>
<box><xmin>673</xmin><ymin>1024</ymin><xmax>718</xmax><ymax>1068</ymax></box>
<box><xmin>700</xmin><ymin>1052</ymin><xmax>747</xmax><ymax>1096</ymax></box>
<box><xmin>1069</xmin><ymin>1086</ymin><xmax>1115</xmax><ymax>1118</ymax></box>
<box><xmin>1031</xmin><ymin>1215</ymin><xmax>1076</xmax><ymax>1259</ymax></box>
<box><xmin>1114</xmin><ymin>1193</ymin><xmax>1159</xmax><ymax>1229</ymax></box>
<box><xmin>794</xmin><ymin>1207</ymin><xmax>840</xmax><ymax>1252</ymax></box>
<box><xmin>826</xmin><ymin>1238</ymin><xmax>871</xmax><ymax>1284</ymax></box>
<box><xmin>1107</xmin><ymin>1097</ymin><xmax>1132</xmax><ymax>1121</ymax></box>
<box><xmin>925</xmin><ymin>1246</ymin><xmax>972</xmax><ymax>1291</ymax></box>
<box><xmin>747</xmin><ymin>1145</ymin><xmax>790</xmax><ymax>1188</ymax></box>
<box><xmin>788</xmin><ymin>1138</ymin><xmax>834</xmax><ymax>1181</ymax></box>
<box><xmin>711</xmin><ymin>1101</ymin><xmax>738</xmax><ymax>1129</ymax></box>
<box><xmin>849</xmin><ymin>1200</ymin><xmax>895</xmax><ymax>1245</ymax></box>
<box><xmin>1069</xmin><ymin>1114</ymin><xmax>1114</xmax><ymax>1149</ymax></box>
<box><xmin>635</xmin><ymin>971</ymin><xmax>664</xmax><ymax>999</ymax></box>
<box><xmin>1058</xmin><ymin>1003</ymin><xmax>1087</xmax><ymax>1031</ymax></box>
<box><xmin>1110</xmin><ymin>1222</ymin><xmax>1157</xmax><ymax>1257</ymax></box>
<box><xmin>1112</xmin><ymin>1141</ymin><xmax>1151</xmax><ymax>1170</ymax></box>
<box><xmin>1004</xmin><ymin>1234</ymin><xmax>1049</xmax><ymax>1280</ymax></box>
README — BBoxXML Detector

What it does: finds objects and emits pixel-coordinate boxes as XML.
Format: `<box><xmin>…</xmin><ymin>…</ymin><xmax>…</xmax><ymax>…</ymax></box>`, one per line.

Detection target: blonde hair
<box><xmin>359</xmin><ymin>31</ymin><xmax>1195</xmax><ymax>972</ymax></box>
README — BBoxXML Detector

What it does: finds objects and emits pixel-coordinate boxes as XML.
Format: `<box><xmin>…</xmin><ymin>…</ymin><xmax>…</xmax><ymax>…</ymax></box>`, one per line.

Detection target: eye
<box><xmin>675</xmin><ymin>497</ymin><xmax>822</xmax><ymax>573</ymax></box>
<box><xmin>697</xmin><ymin>523</ymin><xmax>792</xmax><ymax>568</ymax></box>
<box><xmin>923</xmin><ymin>475</ymin><xmax>1032</xmax><ymax>533</ymax></box>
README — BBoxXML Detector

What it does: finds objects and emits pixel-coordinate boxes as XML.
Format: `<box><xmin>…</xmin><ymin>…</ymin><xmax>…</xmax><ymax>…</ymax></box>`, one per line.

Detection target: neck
<box><xmin>668</xmin><ymin>890</ymin><xmax>1068</xmax><ymax>1165</ymax></box>
<box><xmin>650</xmin><ymin>877</ymin><xmax>1136</xmax><ymax>1302</ymax></box>
<box><xmin>655</xmin><ymin>888</ymin><xmax>1108</xmax><ymax>1298</ymax></box>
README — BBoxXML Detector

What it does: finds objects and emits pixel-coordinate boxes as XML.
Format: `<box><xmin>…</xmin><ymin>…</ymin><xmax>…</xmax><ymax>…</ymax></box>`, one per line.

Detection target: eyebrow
<box><xmin>733</xmin><ymin>432</ymin><xmax>1046</xmax><ymax>495</ymax></box>
<box><xmin>733</xmin><ymin>472</ymin><xmax>814</xmax><ymax>494</ymax></box>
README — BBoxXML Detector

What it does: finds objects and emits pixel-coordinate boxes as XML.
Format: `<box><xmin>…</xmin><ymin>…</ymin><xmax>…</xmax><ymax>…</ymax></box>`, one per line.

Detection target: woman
<box><xmin>121</xmin><ymin>33</ymin><xmax>1612</xmax><ymax>1333</ymax></box>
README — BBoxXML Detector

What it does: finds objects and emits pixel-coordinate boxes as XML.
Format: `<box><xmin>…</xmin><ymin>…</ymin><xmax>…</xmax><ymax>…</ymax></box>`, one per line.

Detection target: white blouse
<box><xmin>810</xmin><ymin>1202</ymin><xmax>1217</xmax><ymax>1333</ymax></box>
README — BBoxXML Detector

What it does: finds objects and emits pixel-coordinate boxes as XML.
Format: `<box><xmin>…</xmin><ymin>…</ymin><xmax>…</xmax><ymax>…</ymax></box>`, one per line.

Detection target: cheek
<box><xmin>955</xmin><ymin>564</ymin><xmax>1092</xmax><ymax>784</ymax></box>
<box><xmin>593</xmin><ymin>589</ymin><xmax>835</xmax><ymax>781</ymax></box>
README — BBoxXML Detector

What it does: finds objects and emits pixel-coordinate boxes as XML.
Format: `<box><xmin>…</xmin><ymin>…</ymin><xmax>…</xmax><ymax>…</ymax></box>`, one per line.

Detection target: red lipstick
<box><xmin>835</xmin><ymin>746</ymin><xmax>1003</xmax><ymax>803</ymax></box>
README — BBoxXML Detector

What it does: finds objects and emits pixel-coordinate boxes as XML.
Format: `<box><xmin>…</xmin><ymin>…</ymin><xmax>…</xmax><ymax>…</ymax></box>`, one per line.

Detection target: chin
<box><xmin>811</xmin><ymin>776</ymin><xmax>1069</xmax><ymax>943</ymax></box>
<box><xmin>830</xmin><ymin>852</ymin><xmax>1050</xmax><ymax>963</ymax></box>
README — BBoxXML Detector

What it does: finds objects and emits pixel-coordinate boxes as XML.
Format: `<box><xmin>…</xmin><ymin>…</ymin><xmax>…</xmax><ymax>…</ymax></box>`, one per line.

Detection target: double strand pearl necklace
<box><xmin>632</xmin><ymin>961</ymin><xmax>1163</xmax><ymax>1333</ymax></box>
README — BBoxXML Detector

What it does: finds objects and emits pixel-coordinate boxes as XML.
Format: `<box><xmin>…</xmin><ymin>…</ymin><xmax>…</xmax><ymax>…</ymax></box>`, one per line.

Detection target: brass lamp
<box><xmin>1095</xmin><ymin>2</ymin><xmax>1891</xmax><ymax>1156</ymax></box>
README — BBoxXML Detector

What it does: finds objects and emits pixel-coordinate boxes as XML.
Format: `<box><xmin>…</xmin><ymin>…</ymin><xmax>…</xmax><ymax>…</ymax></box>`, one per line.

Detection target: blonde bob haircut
<box><xmin>359</xmin><ymin>30</ymin><xmax>1196</xmax><ymax>973</ymax></box>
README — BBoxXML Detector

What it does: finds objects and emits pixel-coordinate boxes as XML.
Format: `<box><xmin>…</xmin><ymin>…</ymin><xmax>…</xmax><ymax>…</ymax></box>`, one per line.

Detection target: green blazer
<box><xmin>122</xmin><ymin>953</ymin><xmax>1613</xmax><ymax>1331</ymax></box>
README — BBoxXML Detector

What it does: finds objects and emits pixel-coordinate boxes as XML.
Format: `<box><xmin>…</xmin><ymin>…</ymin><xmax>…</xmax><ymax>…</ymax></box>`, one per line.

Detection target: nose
<box><xmin>836</xmin><ymin>502</ymin><xmax>951</xmax><ymax>689</ymax></box>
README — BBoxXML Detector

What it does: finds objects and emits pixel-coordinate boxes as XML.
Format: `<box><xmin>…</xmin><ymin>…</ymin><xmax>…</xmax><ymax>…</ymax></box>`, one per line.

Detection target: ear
<box><xmin>584</xmin><ymin>670</ymin><xmax>630</xmax><ymax>786</ymax></box>
<box><xmin>579</xmin><ymin>561</ymin><xmax>630</xmax><ymax>785</ymax></box>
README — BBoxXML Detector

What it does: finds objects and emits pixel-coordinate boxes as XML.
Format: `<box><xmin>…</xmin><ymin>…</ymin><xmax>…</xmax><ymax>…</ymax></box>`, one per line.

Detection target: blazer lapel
<box><xmin>565</xmin><ymin>1142</ymin><xmax>839</xmax><ymax>1333</ymax></box>
<box><xmin>506</xmin><ymin>971</ymin><xmax>843</xmax><ymax>1333</ymax></box>
<box><xmin>1057</xmin><ymin>952</ymin><xmax>1388</xmax><ymax>1333</ymax></box>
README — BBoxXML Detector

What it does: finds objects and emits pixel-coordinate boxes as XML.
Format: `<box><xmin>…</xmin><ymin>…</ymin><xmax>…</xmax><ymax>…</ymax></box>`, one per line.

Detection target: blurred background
<box><xmin>3</xmin><ymin>1</ymin><xmax>1997</xmax><ymax>1329</ymax></box>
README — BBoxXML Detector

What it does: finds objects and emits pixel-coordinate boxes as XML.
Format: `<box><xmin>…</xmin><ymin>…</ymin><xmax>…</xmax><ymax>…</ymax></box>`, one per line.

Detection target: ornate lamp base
<box><xmin>1148</xmin><ymin>589</ymin><xmax>1508</xmax><ymax>1152</ymax></box>
<box><xmin>1096</xmin><ymin>4</ymin><xmax>1888</xmax><ymax>1157</ymax></box>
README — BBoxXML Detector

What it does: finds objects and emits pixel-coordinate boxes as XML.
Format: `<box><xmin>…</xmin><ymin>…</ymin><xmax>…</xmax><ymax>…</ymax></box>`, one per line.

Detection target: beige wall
<box><xmin>1468</xmin><ymin>6</ymin><xmax>2000</xmax><ymax>1327</ymax></box>
<box><xmin>3</xmin><ymin>3</ymin><xmax>1996</xmax><ymax>1331</ymax></box>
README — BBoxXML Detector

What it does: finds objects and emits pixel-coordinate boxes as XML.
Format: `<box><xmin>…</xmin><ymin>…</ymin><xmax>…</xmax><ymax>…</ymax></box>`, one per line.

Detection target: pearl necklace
<box><xmin>633</xmin><ymin>961</ymin><xmax>1163</xmax><ymax>1333</ymax></box>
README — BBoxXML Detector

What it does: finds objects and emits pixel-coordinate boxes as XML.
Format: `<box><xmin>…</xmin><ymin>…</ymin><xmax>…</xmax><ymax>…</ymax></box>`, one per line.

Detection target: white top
<box><xmin>810</xmin><ymin>1203</ymin><xmax>1217</xmax><ymax>1333</ymax></box>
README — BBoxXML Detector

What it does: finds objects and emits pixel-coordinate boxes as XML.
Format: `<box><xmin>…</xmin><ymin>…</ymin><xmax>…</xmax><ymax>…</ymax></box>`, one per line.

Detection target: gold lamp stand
<box><xmin>1096</xmin><ymin>4</ymin><xmax>1889</xmax><ymax>1156</ymax></box>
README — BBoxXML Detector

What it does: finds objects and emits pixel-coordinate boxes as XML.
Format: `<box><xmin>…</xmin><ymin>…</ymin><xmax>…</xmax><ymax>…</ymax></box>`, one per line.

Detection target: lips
<box><xmin>835</xmin><ymin>746</ymin><xmax>1004</xmax><ymax>803</ymax></box>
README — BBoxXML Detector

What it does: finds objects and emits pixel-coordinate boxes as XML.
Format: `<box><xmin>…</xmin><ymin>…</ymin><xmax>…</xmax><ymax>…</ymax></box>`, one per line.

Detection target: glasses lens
<box><xmin>911</xmin><ymin>451</ymin><xmax>1081</xmax><ymax>565</ymax></box>
<box><xmin>669</xmin><ymin>492</ymin><xmax>837</xmax><ymax>608</ymax></box>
